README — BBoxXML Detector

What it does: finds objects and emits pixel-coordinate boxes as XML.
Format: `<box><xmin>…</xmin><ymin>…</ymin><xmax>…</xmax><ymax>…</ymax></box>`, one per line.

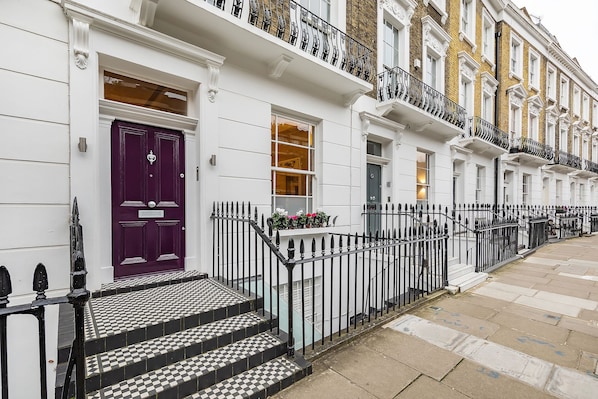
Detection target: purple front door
<box><xmin>111</xmin><ymin>120</ymin><xmax>185</xmax><ymax>278</ymax></box>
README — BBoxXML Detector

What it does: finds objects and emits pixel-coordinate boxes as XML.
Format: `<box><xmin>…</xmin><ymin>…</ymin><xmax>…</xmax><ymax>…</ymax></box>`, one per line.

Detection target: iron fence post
<box><xmin>443</xmin><ymin>225</ymin><xmax>449</xmax><ymax>287</ymax></box>
<box><xmin>286</xmin><ymin>239</ymin><xmax>296</xmax><ymax>358</ymax></box>
<box><xmin>0</xmin><ymin>266</ymin><xmax>11</xmax><ymax>399</ymax></box>
<box><xmin>68</xmin><ymin>198</ymin><xmax>90</xmax><ymax>399</ymax></box>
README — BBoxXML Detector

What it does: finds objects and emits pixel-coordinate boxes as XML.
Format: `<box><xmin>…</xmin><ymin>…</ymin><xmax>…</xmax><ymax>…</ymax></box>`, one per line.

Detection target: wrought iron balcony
<box><xmin>148</xmin><ymin>1</ymin><xmax>373</xmax><ymax>101</ymax></box>
<box><xmin>462</xmin><ymin>116</ymin><xmax>510</xmax><ymax>153</ymax></box>
<box><xmin>377</xmin><ymin>67</ymin><xmax>467</xmax><ymax>138</ymax></box>
<box><xmin>510</xmin><ymin>137</ymin><xmax>554</xmax><ymax>162</ymax></box>
<box><xmin>555</xmin><ymin>150</ymin><xmax>582</xmax><ymax>169</ymax></box>
<box><xmin>584</xmin><ymin>159</ymin><xmax>598</xmax><ymax>174</ymax></box>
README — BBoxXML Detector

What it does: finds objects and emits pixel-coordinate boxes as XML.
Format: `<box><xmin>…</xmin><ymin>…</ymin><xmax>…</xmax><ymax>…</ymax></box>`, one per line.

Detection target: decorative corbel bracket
<box><xmin>72</xmin><ymin>17</ymin><xmax>90</xmax><ymax>70</ymax></box>
<box><xmin>269</xmin><ymin>54</ymin><xmax>293</xmax><ymax>79</ymax></box>
<box><xmin>135</xmin><ymin>0</ymin><xmax>160</xmax><ymax>27</ymax></box>
<box><xmin>207</xmin><ymin>61</ymin><xmax>220</xmax><ymax>103</ymax></box>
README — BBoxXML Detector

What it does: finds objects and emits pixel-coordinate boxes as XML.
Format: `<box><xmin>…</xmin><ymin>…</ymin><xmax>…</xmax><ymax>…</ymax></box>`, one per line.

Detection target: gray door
<box><xmin>366</xmin><ymin>163</ymin><xmax>382</xmax><ymax>236</ymax></box>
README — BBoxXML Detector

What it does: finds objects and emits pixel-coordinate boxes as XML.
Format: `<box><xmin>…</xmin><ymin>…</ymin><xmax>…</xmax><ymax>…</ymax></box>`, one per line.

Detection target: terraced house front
<box><xmin>1</xmin><ymin>0</ymin><xmax>598</xmax><ymax>398</ymax></box>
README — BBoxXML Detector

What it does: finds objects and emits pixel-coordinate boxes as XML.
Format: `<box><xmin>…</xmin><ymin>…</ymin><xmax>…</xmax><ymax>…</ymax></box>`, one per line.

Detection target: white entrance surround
<box><xmin>65</xmin><ymin>5</ymin><xmax>224</xmax><ymax>290</ymax></box>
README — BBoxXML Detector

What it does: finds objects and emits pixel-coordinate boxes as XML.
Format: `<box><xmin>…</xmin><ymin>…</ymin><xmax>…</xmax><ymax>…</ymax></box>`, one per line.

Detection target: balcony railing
<box><xmin>555</xmin><ymin>150</ymin><xmax>582</xmax><ymax>169</ymax></box>
<box><xmin>377</xmin><ymin>67</ymin><xmax>467</xmax><ymax>130</ymax></box>
<box><xmin>510</xmin><ymin>137</ymin><xmax>554</xmax><ymax>161</ymax></box>
<box><xmin>465</xmin><ymin>116</ymin><xmax>510</xmax><ymax>150</ymax></box>
<box><xmin>206</xmin><ymin>0</ymin><xmax>373</xmax><ymax>83</ymax></box>
<box><xmin>584</xmin><ymin>159</ymin><xmax>598</xmax><ymax>174</ymax></box>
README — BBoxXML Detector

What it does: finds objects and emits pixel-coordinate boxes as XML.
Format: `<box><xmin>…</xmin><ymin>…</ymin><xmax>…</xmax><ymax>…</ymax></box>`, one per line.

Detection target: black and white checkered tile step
<box><xmin>85</xmin><ymin>312</ymin><xmax>274</xmax><ymax>391</ymax></box>
<box><xmin>83</xmin><ymin>279</ymin><xmax>261</xmax><ymax>357</ymax></box>
<box><xmin>87</xmin><ymin>332</ymin><xmax>286</xmax><ymax>399</ymax></box>
<box><xmin>92</xmin><ymin>270</ymin><xmax>208</xmax><ymax>298</ymax></box>
<box><xmin>187</xmin><ymin>356</ymin><xmax>305</xmax><ymax>399</ymax></box>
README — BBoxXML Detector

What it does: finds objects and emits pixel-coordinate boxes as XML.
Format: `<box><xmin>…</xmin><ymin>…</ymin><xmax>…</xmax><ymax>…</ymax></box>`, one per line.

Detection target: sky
<box><xmin>512</xmin><ymin>0</ymin><xmax>598</xmax><ymax>84</ymax></box>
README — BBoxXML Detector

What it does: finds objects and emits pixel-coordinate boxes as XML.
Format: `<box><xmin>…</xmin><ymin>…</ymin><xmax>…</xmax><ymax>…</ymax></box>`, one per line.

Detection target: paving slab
<box><xmin>514</xmin><ymin>295</ymin><xmax>581</xmax><ymax>317</ymax></box>
<box><xmin>566</xmin><ymin>331</ymin><xmax>598</xmax><ymax>353</ymax></box>
<box><xmin>545</xmin><ymin>365</ymin><xmax>598</xmax><ymax>399</ymax></box>
<box><xmin>488</xmin><ymin>311</ymin><xmax>570</xmax><ymax>344</ymax></box>
<box><xmin>521</xmin><ymin>256</ymin><xmax>562</xmax><ymax>266</ymax></box>
<box><xmin>532</xmin><ymin>291</ymin><xmax>598</xmax><ymax>311</ymax></box>
<box><xmin>472</xmin><ymin>285</ymin><xmax>521</xmax><ymax>302</ymax></box>
<box><xmin>414</xmin><ymin>306</ymin><xmax>500</xmax><ymax>339</ymax></box>
<box><xmin>459</xmin><ymin>292</ymin><xmax>510</xmax><ymax>312</ymax></box>
<box><xmin>272</xmin><ymin>367</ymin><xmax>378</xmax><ymax>399</ymax></box>
<box><xmin>442</xmin><ymin>359</ymin><xmax>555</xmax><ymax>399</ymax></box>
<box><xmin>503</xmin><ymin>303</ymin><xmax>563</xmax><ymax>326</ymax></box>
<box><xmin>416</xmin><ymin>297</ymin><xmax>498</xmax><ymax>320</ymax></box>
<box><xmin>366</xmin><ymin>327</ymin><xmax>462</xmax><ymax>381</ymax></box>
<box><xmin>321</xmin><ymin>342</ymin><xmax>420</xmax><ymax>399</ymax></box>
<box><xmin>487</xmin><ymin>327</ymin><xmax>579</xmax><ymax>369</ymax></box>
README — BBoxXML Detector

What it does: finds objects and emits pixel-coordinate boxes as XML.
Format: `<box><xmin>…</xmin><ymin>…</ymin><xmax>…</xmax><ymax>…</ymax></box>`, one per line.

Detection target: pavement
<box><xmin>271</xmin><ymin>233</ymin><xmax>598</xmax><ymax>399</ymax></box>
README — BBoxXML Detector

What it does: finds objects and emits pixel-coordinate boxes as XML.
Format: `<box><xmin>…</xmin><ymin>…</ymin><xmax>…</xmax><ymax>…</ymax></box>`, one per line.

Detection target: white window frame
<box><xmin>458</xmin><ymin>52</ymin><xmax>479</xmax><ymax>117</ymax></box>
<box><xmin>422</xmin><ymin>16</ymin><xmax>450</xmax><ymax>93</ymax></box>
<box><xmin>522</xmin><ymin>174</ymin><xmax>530</xmax><ymax>205</ymax></box>
<box><xmin>300</xmin><ymin>0</ymin><xmax>331</xmax><ymax>22</ymax></box>
<box><xmin>510</xmin><ymin>103</ymin><xmax>522</xmax><ymax>139</ymax></box>
<box><xmin>459</xmin><ymin>0</ymin><xmax>476</xmax><ymax>48</ymax></box>
<box><xmin>382</xmin><ymin>18</ymin><xmax>401</xmax><ymax>69</ymax></box>
<box><xmin>546</xmin><ymin>64</ymin><xmax>556</xmax><ymax>100</ymax></box>
<box><xmin>593</xmin><ymin>101</ymin><xmax>598</xmax><ymax>127</ymax></box>
<box><xmin>529</xmin><ymin>114</ymin><xmax>538</xmax><ymax>141</ymax></box>
<box><xmin>378</xmin><ymin>1</ymin><xmax>414</xmax><ymax>73</ymax></box>
<box><xmin>476</xmin><ymin>165</ymin><xmax>485</xmax><ymax>204</ymax></box>
<box><xmin>573</xmin><ymin>134</ymin><xmax>580</xmax><ymax>156</ymax></box>
<box><xmin>593</xmin><ymin>142</ymin><xmax>598</xmax><ymax>161</ymax></box>
<box><xmin>271</xmin><ymin>113</ymin><xmax>317</xmax><ymax>215</ymax></box>
<box><xmin>583</xmin><ymin>137</ymin><xmax>589</xmax><ymax>159</ymax></box>
<box><xmin>528</xmin><ymin>50</ymin><xmax>540</xmax><ymax>90</ymax></box>
<box><xmin>560</xmin><ymin>76</ymin><xmax>570</xmax><ymax>109</ymax></box>
<box><xmin>481</xmin><ymin>72</ymin><xmax>498</xmax><ymax>123</ymax></box>
<box><xmin>560</xmin><ymin>125</ymin><xmax>568</xmax><ymax>153</ymax></box>
<box><xmin>546</xmin><ymin>120</ymin><xmax>556</xmax><ymax>149</ymax></box>
<box><xmin>573</xmin><ymin>85</ymin><xmax>581</xmax><ymax>117</ymax></box>
<box><xmin>509</xmin><ymin>34</ymin><xmax>523</xmax><ymax>79</ymax></box>
<box><xmin>582</xmin><ymin>93</ymin><xmax>590</xmax><ymax>122</ymax></box>
<box><xmin>481</xmin><ymin>10</ymin><xmax>495</xmax><ymax>66</ymax></box>
<box><xmin>416</xmin><ymin>150</ymin><xmax>431</xmax><ymax>206</ymax></box>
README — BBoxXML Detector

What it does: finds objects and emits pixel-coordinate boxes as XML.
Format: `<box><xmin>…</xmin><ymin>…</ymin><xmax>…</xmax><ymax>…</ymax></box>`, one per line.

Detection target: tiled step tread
<box><xmin>187</xmin><ymin>357</ymin><xmax>302</xmax><ymax>399</ymax></box>
<box><xmin>86</xmin><ymin>312</ymin><xmax>266</xmax><ymax>377</ymax></box>
<box><xmin>93</xmin><ymin>270</ymin><xmax>208</xmax><ymax>298</ymax></box>
<box><xmin>88</xmin><ymin>332</ymin><xmax>284</xmax><ymax>399</ymax></box>
<box><xmin>85</xmin><ymin>278</ymin><xmax>252</xmax><ymax>340</ymax></box>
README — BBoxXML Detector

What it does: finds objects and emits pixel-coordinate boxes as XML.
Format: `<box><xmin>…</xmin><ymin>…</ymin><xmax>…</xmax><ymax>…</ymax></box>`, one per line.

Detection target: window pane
<box><xmin>276</xmin><ymin>143</ymin><xmax>310</xmax><ymax>171</ymax></box>
<box><xmin>104</xmin><ymin>71</ymin><xmax>187</xmax><ymax>115</ymax></box>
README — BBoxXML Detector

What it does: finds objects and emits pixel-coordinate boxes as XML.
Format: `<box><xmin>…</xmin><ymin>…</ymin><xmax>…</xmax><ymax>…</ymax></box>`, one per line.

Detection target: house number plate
<box><xmin>138</xmin><ymin>210</ymin><xmax>164</xmax><ymax>218</ymax></box>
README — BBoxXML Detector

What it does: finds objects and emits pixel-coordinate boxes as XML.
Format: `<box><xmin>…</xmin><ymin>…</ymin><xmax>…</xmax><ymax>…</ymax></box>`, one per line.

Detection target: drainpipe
<box><xmin>494</xmin><ymin>22</ymin><xmax>503</xmax><ymax>206</ymax></box>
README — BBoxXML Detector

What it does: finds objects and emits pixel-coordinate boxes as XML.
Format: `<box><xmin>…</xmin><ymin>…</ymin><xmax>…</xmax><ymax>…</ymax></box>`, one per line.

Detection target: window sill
<box><xmin>275</xmin><ymin>227</ymin><xmax>333</xmax><ymax>237</ymax></box>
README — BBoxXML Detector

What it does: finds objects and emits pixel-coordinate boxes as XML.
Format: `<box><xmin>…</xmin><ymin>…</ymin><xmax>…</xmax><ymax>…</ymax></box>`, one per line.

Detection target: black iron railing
<box><xmin>555</xmin><ymin>150</ymin><xmax>582</xmax><ymax>169</ymax></box>
<box><xmin>205</xmin><ymin>0</ymin><xmax>373</xmax><ymax>82</ymax></box>
<box><xmin>474</xmin><ymin>218</ymin><xmax>519</xmax><ymax>273</ymax></box>
<box><xmin>528</xmin><ymin>217</ymin><xmax>549</xmax><ymax>249</ymax></box>
<box><xmin>591</xmin><ymin>214</ymin><xmax>598</xmax><ymax>233</ymax></box>
<box><xmin>362</xmin><ymin>204</ymin><xmax>521</xmax><ymax>273</ymax></box>
<box><xmin>510</xmin><ymin>137</ymin><xmax>554</xmax><ymax>161</ymax></box>
<box><xmin>584</xmin><ymin>159</ymin><xmax>598</xmax><ymax>174</ymax></box>
<box><xmin>377</xmin><ymin>67</ymin><xmax>467</xmax><ymax>130</ymax></box>
<box><xmin>466</xmin><ymin>116</ymin><xmax>510</xmax><ymax>151</ymax></box>
<box><xmin>211</xmin><ymin>202</ymin><xmax>448</xmax><ymax>357</ymax></box>
<box><xmin>0</xmin><ymin>199</ymin><xmax>88</xmax><ymax>399</ymax></box>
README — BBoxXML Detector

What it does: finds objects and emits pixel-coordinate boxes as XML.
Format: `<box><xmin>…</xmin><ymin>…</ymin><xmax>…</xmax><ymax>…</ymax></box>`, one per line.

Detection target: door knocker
<box><xmin>147</xmin><ymin>150</ymin><xmax>157</xmax><ymax>165</ymax></box>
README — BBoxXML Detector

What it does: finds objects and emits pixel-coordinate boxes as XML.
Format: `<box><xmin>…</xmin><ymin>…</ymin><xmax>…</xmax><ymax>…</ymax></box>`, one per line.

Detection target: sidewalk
<box><xmin>272</xmin><ymin>234</ymin><xmax>598</xmax><ymax>399</ymax></box>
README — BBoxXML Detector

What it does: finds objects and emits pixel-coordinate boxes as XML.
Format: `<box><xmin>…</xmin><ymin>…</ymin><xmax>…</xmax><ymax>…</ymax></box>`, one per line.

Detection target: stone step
<box><xmin>448</xmin><ymin>272</ymin><xmax>488</xmax><ymax>293</ymax></box>
<box><xmin>84</xmin><ymin>312</ymin><xmax>274</xmax><ymax>393</ymax></box>
<box><xmin>87</xmin><ymin>332</ymin><xmax>287</xmax><ymax>399</ymax></box>
<box><xmin>447</xmin><ymin>263</ymin><xmax>474</xmax><ymax>282</ymax></box>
